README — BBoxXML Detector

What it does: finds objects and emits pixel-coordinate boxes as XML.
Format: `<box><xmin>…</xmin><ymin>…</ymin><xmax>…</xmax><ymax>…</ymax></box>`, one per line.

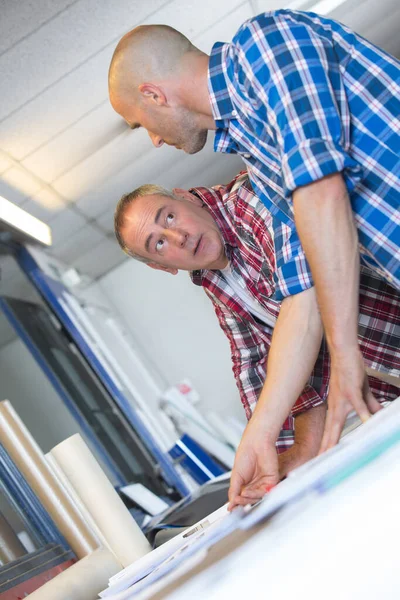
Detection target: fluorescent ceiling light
<box><xmin>0</xmin><ymin>196</ymin><xmax>52</xmax><ymax>246</ymax></box>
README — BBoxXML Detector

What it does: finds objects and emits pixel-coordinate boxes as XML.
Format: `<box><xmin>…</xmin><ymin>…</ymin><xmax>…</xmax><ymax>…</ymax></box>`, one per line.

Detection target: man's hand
<box><xmin>227</xmin><ymin>415</ymin><xmax>279</xmax><ymax>511</ymax></box>
<box><xmin>228</xmin><ymin>403</ymin><xmax>327</xmax><ymax>510</ymax></box>
<box><xmin>319</xmin><ymin>347</ymin><xmax>381</xmax><ymax>452</ymax></box>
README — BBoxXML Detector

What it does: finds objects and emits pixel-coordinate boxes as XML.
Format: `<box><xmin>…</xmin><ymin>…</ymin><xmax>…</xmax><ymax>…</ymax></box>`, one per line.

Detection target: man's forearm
<box><xmin>252</xmin><ymin>287</ymin><xmax>323</xmax><ymax>441</ymax></box>
<box><xmin>292</xmin><ymin>172</ymin><xmax>360</xmax><ymax>354</ymax></box>
<box><xmin>278</xmin><ymin>403</ymin><xmax>327</xmax><ymax>478</ymax></box>
<box><xmin>294</xmin><ymin>403</ymin><xmax>327</xmax><ymax>454</ymax></box>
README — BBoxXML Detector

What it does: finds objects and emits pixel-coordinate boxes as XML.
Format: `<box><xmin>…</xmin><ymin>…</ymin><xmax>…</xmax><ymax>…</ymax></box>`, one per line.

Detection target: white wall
<box><xmin>0</xmin><ymin>337</ymin><xmax>87</xmax><ymax>453</ymax></box>
<box><xmin>96</xmin><ymin>258</ymin><xmax>245</xmax><ymax>422</ymax></box>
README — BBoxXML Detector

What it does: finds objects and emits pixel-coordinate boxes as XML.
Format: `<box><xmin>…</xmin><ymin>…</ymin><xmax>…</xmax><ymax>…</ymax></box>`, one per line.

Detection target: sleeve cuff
<box><xmin>282</xmin><ymin>138</ymin><xmax>363</xmax><ymax>194</ymax></box>
<box><xmin>291</xmin><ymin>384</ymin><xmax>325</xmax><ymax>416</ymax></box>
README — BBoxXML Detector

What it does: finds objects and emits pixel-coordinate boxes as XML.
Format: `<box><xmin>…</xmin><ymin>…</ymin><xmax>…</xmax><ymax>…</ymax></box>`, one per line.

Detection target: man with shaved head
<box><xmin>109</xmin><ymin>25</ymin><xmax>211</xmax><ymax>154</ymax></box>
<box><xmin>109</xmin><ymin>11</ymin><xmax>400</xmax><ymax>505</ymax></box>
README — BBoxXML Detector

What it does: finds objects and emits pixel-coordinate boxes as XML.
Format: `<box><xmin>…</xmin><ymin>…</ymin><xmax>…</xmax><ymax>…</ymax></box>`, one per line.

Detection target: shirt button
<box><xmin>243</xmin><ymin>153</ymin><xmax>251</xmax><ymax>159</ymax></box>
<box><xmin>231</xmin><ymin>110</ymin><xmax>237</xmax><ymax>117</ymax></box>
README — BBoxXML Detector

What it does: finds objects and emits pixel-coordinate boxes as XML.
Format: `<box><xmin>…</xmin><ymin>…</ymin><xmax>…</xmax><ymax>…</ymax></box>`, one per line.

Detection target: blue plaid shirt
<box><xmin>208</xmin><ymin>10</ymin><xmax>400</xmax><ymax>301</ymax></box>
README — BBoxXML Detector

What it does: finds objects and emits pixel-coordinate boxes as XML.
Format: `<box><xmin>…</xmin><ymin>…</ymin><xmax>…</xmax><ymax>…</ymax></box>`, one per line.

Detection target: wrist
<box><xmin>329</xmin><ymin>343</ymin><xmax>363</xmax><ymax>365</ymax></box>
<box><xmin>249</xmin><ymin>404</ymin><xmax>281</xmax><ymax>444</ymax></box>
<box><xmin>327</xmin><ymin>330</ymin><xmax>359</xmax><ymax>354</ymax></box>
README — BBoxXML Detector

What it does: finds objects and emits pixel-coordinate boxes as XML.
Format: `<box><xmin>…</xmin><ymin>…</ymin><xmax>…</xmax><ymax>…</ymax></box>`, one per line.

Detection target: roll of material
<box><xmin>26</xmin><ymin>546</ymin><xmax>122</xmax><ymax>600</ymax></box>
<box><xmin>45</xmin><ymin>453</ymin><xmax>108</xmax><ymax>550</ymax></box>
<box><xmin>0</xmin><ymin>510</ymin><xmax>26</xmax><ymax>564</ymax></box>
<box><xmin>0</xmin><ymin>400</ymin><xmax>98</xmax><ymax>559</ymax></box>
<box><xmin>50</xmin><ymin>434</ymin><xmax>151</xmax><ymax>567</ymax></box>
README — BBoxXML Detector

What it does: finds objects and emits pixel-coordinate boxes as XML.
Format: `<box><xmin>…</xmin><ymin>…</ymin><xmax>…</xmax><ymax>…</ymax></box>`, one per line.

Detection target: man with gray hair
<box><xmin>108</xmin><ymin>11</ymin><xmax>400</xmax><ymax>504</ymax></box>
<box><xmin>114</xmin><ymin>172</ymin><xmax>400</xmax><ymax>509</ymax></box>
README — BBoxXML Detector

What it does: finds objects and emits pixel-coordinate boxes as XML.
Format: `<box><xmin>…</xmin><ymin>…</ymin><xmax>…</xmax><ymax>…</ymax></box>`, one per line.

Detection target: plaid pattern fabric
<box><xmin>208</xmin><ymin>10</ymin><xmax>400</xmax><ymax>301</ymax></box>
<box><xmin>190</xmin><ymin>175</ymin><xmax>400</xmax><ymax>452</ymax></box>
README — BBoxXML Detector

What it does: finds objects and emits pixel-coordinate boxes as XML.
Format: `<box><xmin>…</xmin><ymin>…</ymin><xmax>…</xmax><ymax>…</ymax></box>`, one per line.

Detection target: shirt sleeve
<box><xmin>206</xmin><ymin>290</ymin><xmax>329</xmax><ymax>451</ymax></box>
<box><xmin>232</xmin><ymin>13</ymin><xmax>363</xmax><ymax>195</ymax></box>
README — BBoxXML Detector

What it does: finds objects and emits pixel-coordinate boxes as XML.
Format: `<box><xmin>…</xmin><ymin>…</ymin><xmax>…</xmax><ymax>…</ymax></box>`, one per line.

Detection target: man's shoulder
<box><xmin>230</xmin><ymin>10</ymin><xmax>302</xmax><ymax>46</ymax></box>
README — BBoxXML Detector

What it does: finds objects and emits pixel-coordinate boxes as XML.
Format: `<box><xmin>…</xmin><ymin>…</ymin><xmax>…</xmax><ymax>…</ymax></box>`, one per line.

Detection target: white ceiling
<box><xmin>0</xmin><ymin>0</ymin><xmax>399</xmax><ymax>325</ymax></box>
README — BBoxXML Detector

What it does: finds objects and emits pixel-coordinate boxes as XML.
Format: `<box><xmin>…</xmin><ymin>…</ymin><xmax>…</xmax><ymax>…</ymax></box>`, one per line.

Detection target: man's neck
<box><xmin>179</xmin><ymin>53</ymin><xmax>216</xmax><ymax>130</ymax></box>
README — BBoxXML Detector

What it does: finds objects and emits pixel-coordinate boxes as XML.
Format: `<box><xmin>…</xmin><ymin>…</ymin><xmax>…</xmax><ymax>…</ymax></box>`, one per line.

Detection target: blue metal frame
<box><xmin>13</xmin><ymin>246</ymin><xmax>190</xmax><ymax>497</ymax></box>
<box><xmin>0</xmin><ymin>444</ymin><xmax>69</xmax><ymax>551</ymax></box>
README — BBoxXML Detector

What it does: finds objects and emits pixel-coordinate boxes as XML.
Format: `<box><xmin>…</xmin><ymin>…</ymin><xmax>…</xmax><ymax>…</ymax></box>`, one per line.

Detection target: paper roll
<box><xmin>0</xmin><ymin>510</ymin><xmax>26</xmax><ymax>564</ymax></box>
<box><xmin>45</xmin><ymin>453</ymin><xmax>108</xmax><ymax>550</ymax></box>
<box><xmin>50</xmin><ymin>434</ymin><xmax>151</xmax><ymax>567</ymax></box>
<box><xmin>0</xmin><ymin>400</ymin><xmax>98</xmax><ymax>559</ymax></box>
<box><xmin>26</xmin><ymin>546</ymin><xmax>122</xmax><ymax>600</ymax></box>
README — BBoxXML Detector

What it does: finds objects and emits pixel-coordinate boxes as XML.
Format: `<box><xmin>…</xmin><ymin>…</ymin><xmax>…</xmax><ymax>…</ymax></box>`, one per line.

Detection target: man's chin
<box><xmin>183</xmin><ymin>131</ymin><xmax>208</xmax><ymax>155</ymax></box>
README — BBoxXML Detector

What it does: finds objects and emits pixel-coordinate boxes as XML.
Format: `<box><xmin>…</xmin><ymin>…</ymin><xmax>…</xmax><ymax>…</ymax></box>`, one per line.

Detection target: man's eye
<box><xmin>166</xmin><ymin>213</ymin><xmax>174</xmax><ymax>225</ymax></box>
<box><xmin>156</xmin><ymin>239</ymin><xmax>164</xmax><ymax>251</ymax></box>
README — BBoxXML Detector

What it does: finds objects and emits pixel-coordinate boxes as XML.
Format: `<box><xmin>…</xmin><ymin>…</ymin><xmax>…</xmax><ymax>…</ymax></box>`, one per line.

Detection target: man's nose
<box><xmin>168</xmin><ymin>229</ymin><xmax>188</xmax><ymax>247</ymax></box>
<box><xmin>149</xmin><ymin>131</ymin><xmax>164</xmax><ymax>148</ymax></box>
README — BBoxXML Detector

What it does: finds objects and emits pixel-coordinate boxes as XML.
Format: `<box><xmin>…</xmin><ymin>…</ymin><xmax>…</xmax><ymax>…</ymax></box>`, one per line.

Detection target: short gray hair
<box><xmin>114</xmin><ymin>184</ymin><xmax>174</xmax><ymax>261</ymax></box>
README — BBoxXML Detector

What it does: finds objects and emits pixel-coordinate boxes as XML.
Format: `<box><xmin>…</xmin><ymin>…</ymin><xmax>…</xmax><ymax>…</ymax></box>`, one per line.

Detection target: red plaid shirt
<box><xmin>189</xmin><ymin>174</ymin><xmax>400</xmax><ymax>451</ymax></box>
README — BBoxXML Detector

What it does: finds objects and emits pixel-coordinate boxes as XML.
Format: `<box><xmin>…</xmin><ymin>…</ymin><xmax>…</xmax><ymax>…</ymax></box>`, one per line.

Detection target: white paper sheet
<box><xmin>100</xmin><ymin>504</ymin><xmax>231</xmax><ymax>598</ymax></box>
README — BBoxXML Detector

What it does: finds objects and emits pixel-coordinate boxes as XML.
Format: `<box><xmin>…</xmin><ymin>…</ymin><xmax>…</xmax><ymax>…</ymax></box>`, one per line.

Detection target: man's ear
<box><xmin>138</xmin><ymin>83</ymin><xmax>168</xmax><ymax>106</ymax></box>
<box><xmin>172</xmin><ymin>188</ymin><xmax>203</xmax><ymax>207</ymax></box>
<box><xmin>147</xmin><ymin>262</ymin><xmax>178</xmax><ymax>275</ymax></box>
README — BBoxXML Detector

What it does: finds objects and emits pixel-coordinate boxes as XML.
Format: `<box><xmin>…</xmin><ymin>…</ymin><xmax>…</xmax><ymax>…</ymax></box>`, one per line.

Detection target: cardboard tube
<box><xmin>45</xmin><ymin>453</ymin><xmax>108</xmax><ymax>549</ymax></box>
<box><xmin>50</xmin><ymin>434</ymin><xmax>151</xmax><ymax>567</ymax></box>
<box><xmin>0</xmin><ymin>510</ymin><xmax>26</xmax><ymax>563</ymax></box>
<box><xmin>0</xmin><ymin>400</ymin><xmax>98</xmax><ymax>559</ymax></box>
<box><xmin>26</xmin><ymin>546</ymin><xmax>122</xmax><ymax>599</ymax></box>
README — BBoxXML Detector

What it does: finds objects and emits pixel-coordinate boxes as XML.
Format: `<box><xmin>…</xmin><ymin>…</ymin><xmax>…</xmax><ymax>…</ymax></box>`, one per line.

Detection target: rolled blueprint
<box><xmin>50</xmin><ymin>434</ymin><xmax>151</xmax><ymax>567</ymax></box>
<box><xmin>26</xmin><ymin>546</ymin><xmax>122</xmax><ymax>600</ymax></box>
<box><xmin>0</xmin><ymin>401</ymin><xmax>98</xmax><ymax>559</ymax></box>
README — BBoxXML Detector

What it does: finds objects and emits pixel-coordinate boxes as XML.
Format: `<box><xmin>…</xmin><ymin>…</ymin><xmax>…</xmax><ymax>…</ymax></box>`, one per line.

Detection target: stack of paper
<box><xmin>99</xmin><ymin>504</ymin><xmax>234</xmax><ymax>599</ymax></box>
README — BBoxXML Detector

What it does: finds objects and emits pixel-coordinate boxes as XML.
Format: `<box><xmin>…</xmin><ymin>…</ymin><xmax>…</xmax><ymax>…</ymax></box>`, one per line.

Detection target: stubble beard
<box><xmin>183</xmin><ymin>129</ymin><xmax>208</xmax><ymax>154</ymax></box>
<box><xmin>175</xmin><ymin>109</ymin><xmax>209</xmax><ymax>154</ymax></box>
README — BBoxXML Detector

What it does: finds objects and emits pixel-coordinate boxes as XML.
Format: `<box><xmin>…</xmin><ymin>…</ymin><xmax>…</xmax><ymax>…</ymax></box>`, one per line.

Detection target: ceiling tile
<box><xmin>95</xmin><ymin>207</ymin><xmax>115</xmax><ymax>235</ymax></box>
<box><xmin>21</xmin><ymin>102</ymin><xmax>125</xmax><ymax>183</ymax></box>
<box><xmin>0</xmin><ymin>0</ymin><xmax>167</xmax><ymax>121</ymax></box>
<box><xmin>355</xmin><ymin>4</ymin><xmax>400</xmax><ymax>56</ymax></box>
<box><xmin>0</xmin><ymin>166</ymin><xmax>42</xmax><ymax>205</ymax></box>
<box><xmin>21</xmin><ymin>187</ymin><xmax>67</xmax><ymax>223</ymax></box>
<box><xmin>0</xmin><ymin>153</ymin><xmax>14</xmax><ymax>175</ymax></box>
<box><xmin>195</xmin><ymin>2</ymin><xmax>254</xmax><ymax>52</ymax></box>
<box><xmin>74</xmin><ymin>142</ymin><xmax>209</xmax><ymax>218</ymax></box>
<box><xmin>68</xmin><ymin>237</ymin><xmax>127</xmax><ymax>280</ymax></box>
<box><xmin>51</xmin><ymin>223</ymin><xmax>104</xmax><ymax>264</ymax></box>
<box><xmin>53</xmin><ymin>129</ymin><xmax>165</xmax><ymax>202</ymax></box>
<box><xmin>47</xmin><ymin>206</ymin><xmax>87</xmax><ymax>246</ymax></box>
<box><xmin>251</xmin><ymin>1</ymin><xmax>291</xmax><ymax>13</ymax></box>
<box><xmin>141</xmin><ymin>0</ymin><xmax>245</xmax><ymax>39</ymax></box>
<box><xmin>0</xmin><ymin>0</ymin><xmax>75</xmax><ymax>55</ymax></box>
<box><xmin>0</xmin><ymin>45</ymin><xmax>115</xmax><ymax>161</ymax></box>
